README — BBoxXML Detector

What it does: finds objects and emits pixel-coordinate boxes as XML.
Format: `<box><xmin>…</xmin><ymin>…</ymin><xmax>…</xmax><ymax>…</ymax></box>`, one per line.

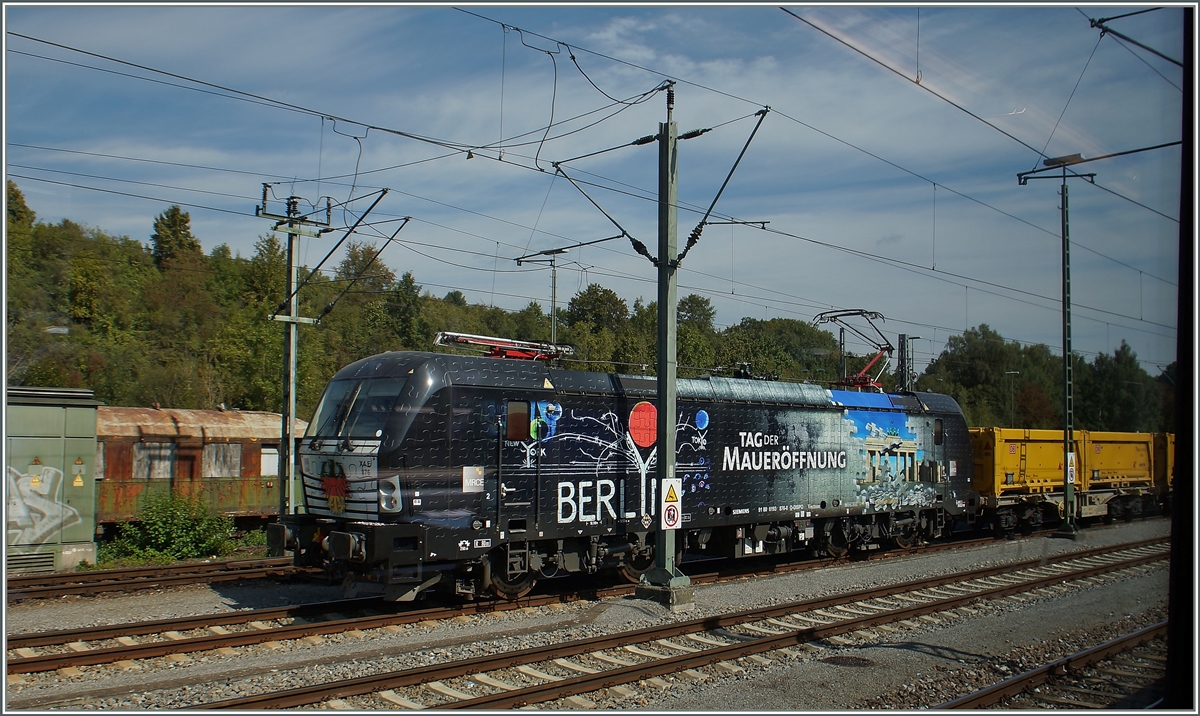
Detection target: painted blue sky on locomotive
<box><xmin>299</xmin><ymin>351</ymin><xmax>973</xmax><ymax>544</ymax></box>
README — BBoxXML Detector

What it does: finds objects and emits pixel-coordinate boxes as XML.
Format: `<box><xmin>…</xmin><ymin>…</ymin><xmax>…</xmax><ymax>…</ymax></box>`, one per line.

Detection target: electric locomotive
<box><xmin>269</xmin><ymin>333</ymin><xmax>976</xmax><ymax>601</ymax></box>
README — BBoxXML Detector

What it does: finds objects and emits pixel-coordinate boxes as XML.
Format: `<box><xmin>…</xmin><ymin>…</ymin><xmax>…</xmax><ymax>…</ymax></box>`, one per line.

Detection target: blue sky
<box><xmin>4</xmin><ymin>4</ymin><xmax>1186</xmax><ymax>376</ymax></box>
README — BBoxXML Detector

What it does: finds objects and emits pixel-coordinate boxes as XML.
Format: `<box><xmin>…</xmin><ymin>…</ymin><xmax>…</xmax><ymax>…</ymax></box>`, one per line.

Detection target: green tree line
<box><xmin>6</xmin><ymin>181</ymin><xmax>1175</xmax><ymax>432</ymax></box>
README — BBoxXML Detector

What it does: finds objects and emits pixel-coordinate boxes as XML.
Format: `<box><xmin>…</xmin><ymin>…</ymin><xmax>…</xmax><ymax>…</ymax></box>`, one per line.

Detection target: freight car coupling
<box><xmin>269</xmin><ymin>339</ymin><xmax>1173</xmax><ymax>604</ymax></box>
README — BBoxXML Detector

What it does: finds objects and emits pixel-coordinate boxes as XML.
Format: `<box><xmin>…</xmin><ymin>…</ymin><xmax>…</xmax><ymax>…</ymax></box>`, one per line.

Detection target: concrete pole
<box><xmin>1058</xmin><ymin>173</ymin><xmax>1078</xmax><ymax>537</ymax></box>
<box><xmin>280</xmin><ymin>197</ymin><xmax>301</xmax><ymax>518</ymax></box>
<box><xmin>637</xmin><ymin>84</ymin><xmax>693</xmax><ymax>609</ymax></box>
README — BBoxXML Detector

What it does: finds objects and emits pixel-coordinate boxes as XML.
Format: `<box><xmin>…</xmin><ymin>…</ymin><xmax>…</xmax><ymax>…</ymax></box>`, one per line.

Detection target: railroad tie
<box><xmin>425</xmin><ymin>680</ymin><xmax>476</xmax><ymax>700</ymax></box>
<box><xmin>654</xmin><ymin>639</ymin><xmax>698</xmax><ymax>653</ymax></box>
<box><xmin>602</xmin><ymin>685</ymin><xmax>636</xmax><ymax>699</ymax></box>
<box><xmin>378</xmin><ymin>690</ymin><xmax>426</xmax><ymax>709</ymax></box>
<box><xmin>623</xmin><ymin>644</ymin><xmax>669</xmax><ymax>659</ymax></box>
<box><xmin>1032</xmin><ymin>694</ymin><xmax>1106</xmax><ymax>709</ymax></box>
<box><xmin>1096</xmin><ymin>667</ymin><xmax>1158</xmax><ymax>681</ymax></box>
<box><xmin>67</xmin><ymin>641</ymin><xmax>91</xmax><ymax>652</ymax></box>
<box><xmin>516</xmin><ymin>664</ymin><xmax>563</xmax><ymax>682</ymax></box>
<box><xmin>325</xmin><ymin>699</ymin><xmax>355</xmax><ymax>710</ymax></box>
<box><xmin>682</xmin><ymin>632</ymin><xmax>728</xmax><ymax>647</ymax></box>
<box><xmin>679</xmin><ymin>668</ymin><xmax>709</xmax><ymax>682</ymax></box>
<box><xmin>15</xmin><ymin>647</ymin><xmax>38</xmax><ymax>658</ymax></box>
<box><xmin>1114</xmin><ymin>658</ymin><xmax>1165</xmax><ymax>672</ymax></box>
<box><xmin>206</xmin><ymin>626</ymin><xmax>230</xmax><ymax>636</ymax></box>
<box><xmin>1063</xmin><ymin>685</ymin><xmax>1124</xmax><ymax>698</ymax></box>
<box><xmin>834</xmin><ymin>604</ymin><xmax>879</xmax><ymax>616</ymax></box>
<box><xmin>740</xmin><ymin>623</ymin><xmax>786</xmax><ymax>636</ymax></box>
<box><xmin>785</xmin><ymin>614</ymin><xmax>829</xmax><ymax>626</ymax></box>
<box><xmin>926</xmin><ymin>586</ymin><xmax>970</xmax><ymax>597</ymax></box>
<box><xmin>162</xmin><ymin>631</ymin><xmax>186</xmax><ymax>641</ymax></box>
<box><xmin>591</xmin><ymin>651</ymin><xmax>637</xmax><ymax>667</ymax></box>
<box><xmin>552</xmin><ymin>658</ymin><xmax>599</xmax><ymax>674</ymax></box>
<box><xmin>470</xmin><ymin>672</ymin><xmax>521</xmax><ymax>691</ymax></box>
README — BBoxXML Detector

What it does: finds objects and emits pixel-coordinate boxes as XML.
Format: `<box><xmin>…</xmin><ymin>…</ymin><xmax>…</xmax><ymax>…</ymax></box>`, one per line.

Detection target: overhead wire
<box><xmin>12</xmin><ymin>23</ymin><xmax>1172</xmax><ymax>291</ymax></box>
<box><xmin>1031</xmin><ymin>33</ymin><xmax>1104</xmax><ymax>173</ymax></box>
<box><xmin>779</xmin><ymin>9</ymin><xmax>1182</xmax><ymax>225</ymax></box>
<box><xmin>7</xmin><ymin>20</ymin><xmax>1171</xmax><ymax>355</ymax></box>
<box><xmin>12</xmin><ymin>166</ymin><xmax>1175</xmax><ymax>338</ymax></box>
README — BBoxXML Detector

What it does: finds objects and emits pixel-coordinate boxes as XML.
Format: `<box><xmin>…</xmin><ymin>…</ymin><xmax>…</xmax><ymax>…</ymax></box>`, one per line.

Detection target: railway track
<box><xmin>5</xmin><ymin>557</ymin><xmax>298</xmax><ymax>602</ymax></box>
<box><xmin>185</xmin><ymin>538</ymin><xmax>1168</xmax><ymax>709</ymax></box>
<box><xmin>3</xmin><ymin>531</ymin><xmax>1049</xmax><ymax>675</ymax></box>
<box><xmin>937</xmin><ymin>622</ymin><xmax>1169</xmax><ymax>709</ymax></box>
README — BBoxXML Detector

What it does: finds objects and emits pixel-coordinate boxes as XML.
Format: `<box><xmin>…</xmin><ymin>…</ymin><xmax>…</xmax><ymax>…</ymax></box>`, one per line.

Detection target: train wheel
<box><xmin>484</xmin><ymin>551</ymin><xmax>537</xmax><ymax>600</ymax></box>
<box><xmin>891</xmin><ymin>528</ymin><xmax>917</xmax><ymax>549</ymax></box>
<box><xmin>823</xmin><ymin>526</ymin><xmax>849</xmax><ymax>558</ymax></box>
<box><xmin>487</xmin><ymin>567</ymin><xmax>536</xmax><ymax>599</ymax></box>
<box><xmin>619</xmin><ymin>551</ymin><xmax>655</xmax><ymax>584</ymax></box>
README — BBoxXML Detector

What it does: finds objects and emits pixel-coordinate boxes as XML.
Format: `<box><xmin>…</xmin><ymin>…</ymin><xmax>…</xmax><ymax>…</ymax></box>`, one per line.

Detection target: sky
<box><xmin>3</xmin><ymin>3</ymin><xmax>1188</xmax><ymax>377</ymax></box>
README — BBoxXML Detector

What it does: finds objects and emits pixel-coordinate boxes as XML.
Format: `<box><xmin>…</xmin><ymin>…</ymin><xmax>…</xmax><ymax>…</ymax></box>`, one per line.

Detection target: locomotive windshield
<box><xmin>305</xmin><ymin>377</ymin><xmax>407</xmax><ymax>439</ymax></box>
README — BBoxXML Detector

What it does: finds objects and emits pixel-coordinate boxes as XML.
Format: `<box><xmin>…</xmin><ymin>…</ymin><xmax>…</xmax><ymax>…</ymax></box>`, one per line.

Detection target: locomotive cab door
<box><xmin>498</xmin><ymin>399</ymin><xmax>543</xmax><ymax>536</ymax></box>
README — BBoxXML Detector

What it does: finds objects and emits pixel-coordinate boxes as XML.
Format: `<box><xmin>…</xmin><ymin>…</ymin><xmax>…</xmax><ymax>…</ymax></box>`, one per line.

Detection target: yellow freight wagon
<box><xmin>969</xmin><ymin>427</ymin><xmax>1084</xmax><ymax>533</ymax></box>
<box><xmin>1079</xmin><ymin>431</ymin><xmax>1155</xmax><ymax>521</ymax></box>
<box><xmin>970</xmin><ymin>427</ymin><xmax>1172</xmax><ymax>532</ymax></box>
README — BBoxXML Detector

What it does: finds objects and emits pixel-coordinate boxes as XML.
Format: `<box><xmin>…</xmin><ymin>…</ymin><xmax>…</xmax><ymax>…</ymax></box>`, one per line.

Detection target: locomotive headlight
<box><xmin>378</xmin><ymin>477</ymin><xmax>402</xmax><ymax>513</ymax></box>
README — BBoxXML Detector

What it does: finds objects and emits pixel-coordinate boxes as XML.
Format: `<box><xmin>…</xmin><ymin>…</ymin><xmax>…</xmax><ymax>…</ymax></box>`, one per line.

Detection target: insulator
<box><xmin>667</xmin><ymin>86</ymin><xmax>675</xmax><ymax>108</ymax></box>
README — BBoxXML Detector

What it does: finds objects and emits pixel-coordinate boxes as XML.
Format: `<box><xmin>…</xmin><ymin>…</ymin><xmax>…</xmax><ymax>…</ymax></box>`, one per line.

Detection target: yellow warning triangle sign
<box><xmin>665</xmin><ymin>484</ymin><xmax>679</xmax><ymax>503</ymax></box>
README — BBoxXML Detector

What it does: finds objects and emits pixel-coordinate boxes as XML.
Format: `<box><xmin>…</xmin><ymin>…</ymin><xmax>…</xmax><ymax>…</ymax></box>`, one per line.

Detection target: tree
<box><xmin>150</xmin><ymin>206</ymin><xmax>201</xmax><ymax>267</ymax></box>
<box><xmin>336</xmin><ymin>240</ymin><xmax>395</xmax><ymax>294</ymax></box>
<box><xmin>1074</xmin><ymin>342</ymin><xmax>1160</xmax><ymax>432</ymax></box>
<box><xmin>678</xmin><ymin>293</ymin><xmax>715</xmax><ymax>333</ymax></box>
<box><xmin>510</xmin><ymin>302</ymin><xmax>550</xmax><ymax>342</ymax></box>
<box><xmin>443</xmin><ymin>290</ymin><xmax>468</xmax><ymax>307</ymax></box>
<box><xmin>567</xmin><ymin>284</ymin><xmax>628</xmax><ymax>331</ymax></box>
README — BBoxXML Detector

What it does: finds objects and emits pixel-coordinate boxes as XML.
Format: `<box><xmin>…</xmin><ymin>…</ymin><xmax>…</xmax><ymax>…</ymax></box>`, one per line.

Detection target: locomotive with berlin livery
<box><xmin>268</xmin><ymin>333</ymin><xmax>975</xmax><ymax>600</ymax></box>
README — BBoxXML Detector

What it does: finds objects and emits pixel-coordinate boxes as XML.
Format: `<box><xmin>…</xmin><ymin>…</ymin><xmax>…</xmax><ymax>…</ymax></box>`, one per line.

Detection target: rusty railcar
<box><xmin>95</xmin><ymin>407</ymin><xmax>305</xmax><ymax>531</ymax></box>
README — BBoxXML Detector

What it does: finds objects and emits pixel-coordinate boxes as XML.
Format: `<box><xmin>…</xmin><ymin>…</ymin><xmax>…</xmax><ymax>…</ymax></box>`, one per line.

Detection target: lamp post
<box><xmin>1005</xmin><ymin>371</ymin><xmax>1020</xmax><ymax>428</ymax></box>
<box><xmin>1019</xmin><ymin>154</ymin><xmax>1095</xmax><ymax>539</ymax></box>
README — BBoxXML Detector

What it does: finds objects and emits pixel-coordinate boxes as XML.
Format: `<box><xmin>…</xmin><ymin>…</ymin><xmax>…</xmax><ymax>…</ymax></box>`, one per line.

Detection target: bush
<box><xmin>103</xmin><ymin>491</ymin><xmax>236</xmax><ymax>563</ymax></box>
<box><xmin>238</xmin><ymin>527</ymin><xmax>269</xmax><ymax>548</ymax></box>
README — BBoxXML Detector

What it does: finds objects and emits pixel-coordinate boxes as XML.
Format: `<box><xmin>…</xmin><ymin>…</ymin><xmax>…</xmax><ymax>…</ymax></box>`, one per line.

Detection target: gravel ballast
<box><xmin>5</xmin><ymin>519</ymin><xmax>1174</xmax><ymax>710</ymax></box>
